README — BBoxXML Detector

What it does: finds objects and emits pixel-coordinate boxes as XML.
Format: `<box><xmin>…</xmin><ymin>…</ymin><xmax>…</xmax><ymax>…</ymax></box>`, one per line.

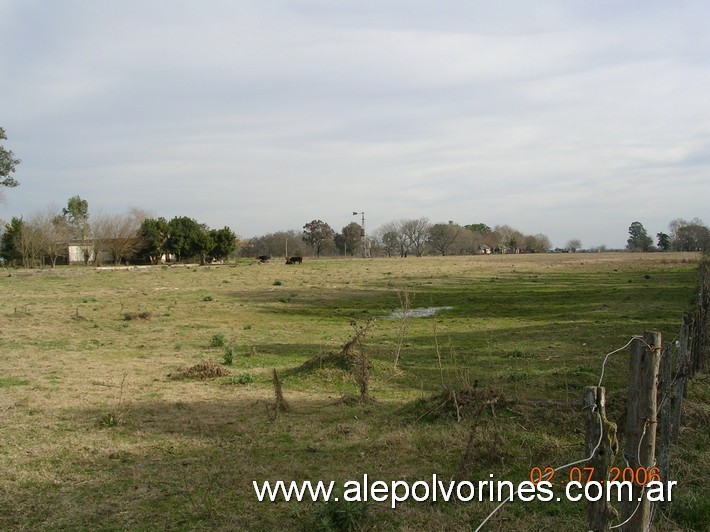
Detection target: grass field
<box><xmin>0</xmin><ymin>252</ymin><xmax>708</xmax><ymax>530</ymax></box>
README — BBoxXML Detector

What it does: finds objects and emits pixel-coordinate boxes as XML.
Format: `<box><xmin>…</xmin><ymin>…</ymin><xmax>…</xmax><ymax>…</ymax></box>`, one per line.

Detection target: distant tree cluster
<box><xmin>137</xmin><ymin>216</ymin><xmax>236</xmax><ymax>265</ymax></box>
<box><xmin>0</xmin><ymin>196</ymin><xmax>237</xmax><ymax>268</ymax></box>
<box><xmin>237</xmin><ymin>218</ymin><xmax>553</xmax><ymax>259</ymax></box>
<box><xmin>372</xmin><ymin>219</ymin><xmax>551</xmax><ymax>257</ymax></box>
<box><xmin>628</xmin><ymin>219</ymin><xmax>710</xmax><ymax>252</ymax></box>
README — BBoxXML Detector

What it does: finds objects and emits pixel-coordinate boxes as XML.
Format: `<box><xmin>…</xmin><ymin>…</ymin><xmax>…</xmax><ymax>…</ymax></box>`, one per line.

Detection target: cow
<box><xmin>285</xmin><ymin>256</ymin><xmax>303</xmax><ymax>265</ymax></box>
<box><xmin>257</xmin><ymin>255</ymin><xmax>270</xmax><ymax>263</ymax></box>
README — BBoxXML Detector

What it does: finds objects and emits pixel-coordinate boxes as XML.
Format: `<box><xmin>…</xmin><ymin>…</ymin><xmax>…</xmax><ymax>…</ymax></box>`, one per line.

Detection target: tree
<box><xmin>522</xmin><ymin>233</ymin><xmax>552</xmax><ymax>253</ymax></box>
<box><xmin>375</xmin><ymin>228</ymin><xmax>400</xmax><ymax>257</ymax></box>
<box><xmin>1</xmin><ymin>217</ymin><xmax>24</xmax><ymax>265</ymax></box>
<box><xmin>100</xmin><ymin>212</ymin><xmax>143</xmax><ymax>265</ymax></box>
<box><xmin>31</xmin><ymin>206</ymin><xmax>70</xmax><ymax>268</ymax></box>
<box><xmin>656</xmin><ymin>232</ymin><xmax>671</xmax><ymax>252</ymax></box>
<box><xmin>62</xmin><ymin>195</ymin><xmax>90</xmax><ymax>241</ymax></box>
<box><xmin>627</xmin><ymin>221</ymin><xmax>653</xmax><ymax>252</ymax></box>
<box><xmin>464</xmin><ymin>223</ymin><xmax>491</xmax><ymax>235</ymax></box>
<box><xmin>302</xmin><ymin>220</ymin><xmax>335</xmax><ymax>258</ymax></box>
<box><xmin>137</xmin><ymin>217</ymin><xmax>170</xmax><ymax>264</ymax></box>
<box><xmin>566</xmin><ymin>239</ymin><xmax>582</xmax><ymax>252</ymax></box>
<box><xmin>335</xmin><ymin>222</ymin><xmax>362</xmax><ymax>256</ymax></box>
<box><xmin>401</xmin><ymin>217</ymin><xmax>430</xmax><ymax>257</ymax></box>
<box><xmin>166</xmin><ymin>216</ymin><xmax>211</xmax><ymax>263</ymax></box>
<box><xmin>243</xmin><ymin>230</ymin><xmax>302</xmax><ymax>258</ymax></box>
<box><xmin>209</xmin><ymin>227</ymin><xmax>237</xmax><ymax>261</ymax></box>
<box><xmin>427</xmin><ymin>222</ymin><xmax>464</xmax><ymax>256</ymax></box>
<box><xmin>0</xmin><ymin>127</ymin><xmax>21</xmax><ymax>190</ymax></box>
<box><xmin>376</xmin><ymin>221</ymin><xmax>411</xmax><ymax>257</ymax></box>
<box><xmin>668</xmin><ymin>218</ymin><xmax>710</xmax><ymax>251</ymax></box>
<box><xmin>492</xmin><ymin>225</ymin><xmax>523</xmax><ymax>253</ymax></box>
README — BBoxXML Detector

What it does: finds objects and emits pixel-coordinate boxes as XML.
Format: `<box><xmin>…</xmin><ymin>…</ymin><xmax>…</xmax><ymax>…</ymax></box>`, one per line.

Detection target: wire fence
<box><xmin>474</xmin><ymin>258</ymin><xmax>709</xmax><ymax>531</ymax></box>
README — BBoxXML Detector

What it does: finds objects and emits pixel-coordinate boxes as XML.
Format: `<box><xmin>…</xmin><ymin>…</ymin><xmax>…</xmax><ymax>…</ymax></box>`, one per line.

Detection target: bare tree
<box><xmin>102</xmin><ymin>212</ymin><xmax>143</xmax><ymax>265</ymax></box>
<box><xmin>376</xmin><ymin>220</ymin><xmax>411</xmax><ymax>257</ymax></box>
<box><xmin>29</xmin><ymin>206</ymin><xmax>70</xmax><ymax>267</ymax></box>
<box><xmin>565</xmin><ymin>239</ymin><xmax>582</xmax><ymax>252</ymax></box>
<box><xmin>401</xmin><ymin>217</ymin><xmax>430</xmax><ymax>257</ymax></box>
<box><xmin>523</xmin><ymin>233</ymin><xmax>552</xmax><ymax>253</ymax></box>
<box><xmin>668</xmin><ymin>218</ymin><xmax>710</xmax><ymax>251</ymax></box>
<box><xmin>89</xmin><ymin>212</ymin><xmax>112</xmax><ymax>266</ymax></box>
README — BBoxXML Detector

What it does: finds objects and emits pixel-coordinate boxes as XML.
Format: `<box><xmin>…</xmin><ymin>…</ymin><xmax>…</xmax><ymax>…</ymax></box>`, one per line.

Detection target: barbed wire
<box><xmin>474</xmin><ymin>334</ymin><xmax>663</xmax><ymax>531</ymax></box>
<box><xmin>473</xmin><ymin>405</ymin><xmax>605</xmax><ymax>532</ymax></box>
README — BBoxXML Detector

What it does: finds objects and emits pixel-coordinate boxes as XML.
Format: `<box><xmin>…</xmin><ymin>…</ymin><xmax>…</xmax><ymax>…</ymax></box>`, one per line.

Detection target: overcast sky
<box><xmin>1</xmin><ymin>1</ymin><xmax>708</xmax><ymax>248</ymax></box>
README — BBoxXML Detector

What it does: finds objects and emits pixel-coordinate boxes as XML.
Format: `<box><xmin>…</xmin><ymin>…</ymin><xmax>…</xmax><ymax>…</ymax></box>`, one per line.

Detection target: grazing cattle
<box><xmin>257</xmin><ymin>255</ymin><xmax>270</xmax><ymax>263</ymax></box>
<box><xmin>285</xmin><ymin>256</ymin><xmax>303</xmax><ymax>265</ymax></box>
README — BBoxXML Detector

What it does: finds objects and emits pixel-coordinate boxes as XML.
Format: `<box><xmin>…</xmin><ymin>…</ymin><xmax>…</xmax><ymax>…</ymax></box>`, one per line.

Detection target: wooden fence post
<box><xmin>584</xmin><ymin>386</ymin><xmax>618</xmax><ymax>531</ymax></box>
<box><xmin>622</xmin><ymin>331</ymin><xmax>662</xmax><ymax>532</ymax></box>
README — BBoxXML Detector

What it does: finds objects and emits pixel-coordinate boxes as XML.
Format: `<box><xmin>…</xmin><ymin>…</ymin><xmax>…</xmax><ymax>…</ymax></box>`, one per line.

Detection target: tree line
<box><xmin>0</xmin><ymin>196</ymin><xmax>236</xmax><ymax>268</ymax></box>
<box><xmin>627</xmin><ymin>219</ymin><xmax>710</xmax><ymax>252</ymax></box>
<box><xmin>242</xmin><ymin>218</ymin><xmax>554</xmax><ymax>259</ymax></box>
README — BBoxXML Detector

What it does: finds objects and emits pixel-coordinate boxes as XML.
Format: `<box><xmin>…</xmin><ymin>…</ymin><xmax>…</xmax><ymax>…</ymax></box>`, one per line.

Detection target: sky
<box><xmin>1</xmin><ymin>0</ymin><xmax>709</xmax><ymax>249</ymax></box>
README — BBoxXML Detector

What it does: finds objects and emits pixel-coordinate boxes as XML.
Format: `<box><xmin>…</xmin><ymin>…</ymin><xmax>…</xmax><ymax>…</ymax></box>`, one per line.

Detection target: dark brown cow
<box><xmin>257</xmin><ymin>255</ymin><xmax>270</xmax><ymax>263</ymax></box>
<box><xmin>285</xmin><ymin>256</ymin><xmax>303</xmax><ymax>265</ymax></box>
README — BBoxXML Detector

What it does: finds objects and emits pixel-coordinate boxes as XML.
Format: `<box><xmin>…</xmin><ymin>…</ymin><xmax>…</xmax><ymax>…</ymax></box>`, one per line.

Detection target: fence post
<box><xmin>584</xmin><ymin>386</ymin><xmax>618</xmax><ymax>531</ymax></box>
<box><xmin>622</xmin><ymin>331</ymin><xmax>662</xmax><ymax>532</ymax></box>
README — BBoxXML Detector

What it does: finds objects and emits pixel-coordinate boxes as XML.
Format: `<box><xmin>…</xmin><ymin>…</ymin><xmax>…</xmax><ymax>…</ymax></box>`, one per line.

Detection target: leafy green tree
<box><xmin>427</xmin><ymin>222</ymin><xmax>465</xmax><ymax>256</ymax></box>
<box><xmin>62</xmin><ymin>195</ymin><xmax>91</xmax><ymax>262</ymax></box>
<box><xmin>627</xmin><ymin>221</ymin><xmax>653</xmax><ymax>252</ymax></box>
<box><xmin>0</xmin><ymin>217</ymin><xmax>24</xmax><ymax>265</ymax></box>
<box><xmin>137</xmin><ymin>217</ymin><xmax>170</xmax><ymax>264</ymax></box>
<box><xmin>0</xmin><ymin>127</ymin><xmax>21</xmax><ymax>190</ymax></box>
<box><xmin>656</xmin><ymin>232</ymin><xmax>671</xmax><ymax>252</ymax></box>
<box><xmin>378</xmin><ymin>230</ymin><xmax>400</xmax><ymax>257</ymax></box>
<box><xmin>166</xmin><ymin>216</ymin><xmax>210</xmax><ymax>263</ymax></box>
<box><xmin>209</xmin><ymin>227</ymin><xmax>237</xmax><ymax>261</ymax></box>
<box><xmin>464</xmin><ymin>223</ymin><xmax>491</xmax><ymax>235</ymax></box>
<box><xmin>335</xmin><ymin>222</ymin><xmax>362</xmax><ymax>256</ymax></box>
<box><xmin>302</xmin><ymin>220</ymin><xmax>335</xmax><ymax>257</ymax></box>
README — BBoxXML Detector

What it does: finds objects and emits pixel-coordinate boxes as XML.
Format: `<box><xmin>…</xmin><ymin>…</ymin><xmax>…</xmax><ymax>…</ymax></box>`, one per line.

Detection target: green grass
<box><xmin>0</xmin><ymin>376</ymin><xmax>30</xmax><ymax>387</ymax></box>
<box><xmin>0</xmin><ymin>253</ymin><xmax>706</xmax><ymax>530</ymax></box>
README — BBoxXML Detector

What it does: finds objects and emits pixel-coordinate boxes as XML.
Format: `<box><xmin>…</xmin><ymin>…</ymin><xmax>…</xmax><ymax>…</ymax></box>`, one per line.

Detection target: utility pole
<box><xmin>353</xmin><ymin>211</ymin><xmax>366</xmax><ymax>257</ymax></box>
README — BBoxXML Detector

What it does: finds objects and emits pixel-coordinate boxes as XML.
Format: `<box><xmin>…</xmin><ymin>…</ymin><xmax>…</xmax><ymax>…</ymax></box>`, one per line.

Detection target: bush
<box><xmin>315</xmin><ymin>491</ymin><xmax>367</xmax><ymax>531</ymax></box>
<box><xmin>210</xmin><ymin>333</ymin><xmax>226</xmax><ymax>348</ymax></box>
<box><xmin>223</xmin><ymin>345</ymin><xmax>236</xmax><ymax>366</ymax></box>
<box><xmin>229</xmin><ymin>373</ymin><xmax>255</xmax><ymax>385</ymax></box>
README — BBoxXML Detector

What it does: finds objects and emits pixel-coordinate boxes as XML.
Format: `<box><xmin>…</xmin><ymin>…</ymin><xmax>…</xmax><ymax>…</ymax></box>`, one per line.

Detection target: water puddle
<box><xmin>386</xmin><ymin>306</ymin><xmax>453</xmax><ymax>319</ymax></box>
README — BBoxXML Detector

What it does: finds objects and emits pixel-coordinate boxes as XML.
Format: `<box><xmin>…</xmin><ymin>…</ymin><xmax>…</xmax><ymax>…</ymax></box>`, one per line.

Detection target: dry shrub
<box><xmin>170</xmin><ymin>362</ymin><xmax>231</xmax><ymax>380</ymax></box>
<box><xmin>123</xmin><ymin>311</ymin><xmax>152</xmax><ymax>321</ymax></box>
<box><xmin>410</xmin><ymin>382</ymin><xmax>502</xmax><ymax>423</ymax></box>
<box><xmin>294</xmin><ymin>320</ymin><xmax>375</xmax><ymax>404</ymax></box>
<box><xmin>272</xmin><ymin>368</ymin><xmax>289</xmax><ymax>414</ymax></box>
